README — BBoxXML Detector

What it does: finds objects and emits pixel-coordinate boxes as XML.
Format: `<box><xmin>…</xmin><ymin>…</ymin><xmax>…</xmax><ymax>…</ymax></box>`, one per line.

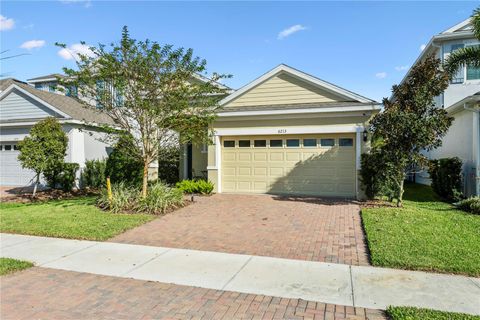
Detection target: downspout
<box><xmin>464</xmin><ymin>103</ymin><xmax>480</xmax><ymax>196</ymax></box>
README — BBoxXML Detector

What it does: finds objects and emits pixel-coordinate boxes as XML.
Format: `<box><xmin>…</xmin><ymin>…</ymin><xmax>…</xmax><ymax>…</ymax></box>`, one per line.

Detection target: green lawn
<box><xmin>387</xmin><ymin>306</ymin><xmax>480</xmax><ymax>320</ymax></box>
<box><xmin>0</xmin><ymin>197</ymin><xmax>155</xmax><ymax>241</ymax></box>
<box><xmin>0</xmin><ymin>258</ymin><xmax>33</xmax><ymax>276</ymax></box>
<box><xmin>362</xmin><ymin>183</ymin><xmax>480</xmax><ymax>276</ymax></box>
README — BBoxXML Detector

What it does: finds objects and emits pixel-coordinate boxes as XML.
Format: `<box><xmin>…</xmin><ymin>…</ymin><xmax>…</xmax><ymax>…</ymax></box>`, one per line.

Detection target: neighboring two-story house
<box><xmin>406</xmin><ymin>18</ymin><xmax>480</xmax><ymax>197</ymax></box>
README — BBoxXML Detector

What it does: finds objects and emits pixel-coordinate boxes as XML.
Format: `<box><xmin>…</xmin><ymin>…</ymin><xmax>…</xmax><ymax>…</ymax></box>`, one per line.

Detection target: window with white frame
<box><xmin>450</xmin><ymin>44</ymin><xmax>465</xmax><ymax>84</ymax></box>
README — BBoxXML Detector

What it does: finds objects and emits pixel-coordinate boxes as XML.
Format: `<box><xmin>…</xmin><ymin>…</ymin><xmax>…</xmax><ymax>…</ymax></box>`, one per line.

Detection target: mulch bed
<box><xmin>1</xmin><ymin>189</ymin><xmax>99</xmax><ymax>204</ymax></box>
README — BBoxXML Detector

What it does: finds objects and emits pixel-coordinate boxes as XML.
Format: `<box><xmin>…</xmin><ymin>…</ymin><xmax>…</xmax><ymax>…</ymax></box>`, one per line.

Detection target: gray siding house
<box><xmin>0</xmin><ymin>78</ymin><xmax>114</xmax><ymax>187</ymax></box>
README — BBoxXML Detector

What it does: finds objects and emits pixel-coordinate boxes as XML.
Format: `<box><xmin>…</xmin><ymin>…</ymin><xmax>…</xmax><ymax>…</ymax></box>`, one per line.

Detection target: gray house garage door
<box><xmin>0</xmin><ymin>143</ymin><xmax>35</xmax><ymax>186</ymax></box>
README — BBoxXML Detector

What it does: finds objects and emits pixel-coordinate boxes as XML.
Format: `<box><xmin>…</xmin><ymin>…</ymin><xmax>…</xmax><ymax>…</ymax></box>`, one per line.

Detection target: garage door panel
<box><xmin>0</xmin><ymin>148</ymin><xmax>36</xmax><ymax>186</ymax></box>
<box><xmin>221</xmin><ymin>135</ymin><xmax>356</xmax><ymax>197</ymax></box>
<box><xmin>269</xmin><ymin>152</ymin><xmax>284</xmax><ymax>161</ymax></box>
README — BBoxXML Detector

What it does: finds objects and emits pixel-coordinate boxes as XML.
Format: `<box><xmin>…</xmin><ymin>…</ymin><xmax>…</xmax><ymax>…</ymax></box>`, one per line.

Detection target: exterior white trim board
<box><xmin>214</xmin><ymin>125</ymin><xmax>362</xmax><ymax>137</ymax></box>
<box><xmin>218</xmin><ymin>105</ymin><xmax>381</xmax><ymax>118</ymax></box>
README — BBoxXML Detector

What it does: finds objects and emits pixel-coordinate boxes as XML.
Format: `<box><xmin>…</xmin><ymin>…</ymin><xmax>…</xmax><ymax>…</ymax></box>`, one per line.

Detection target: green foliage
<box><xmin>158</xmin><ymin>145</ymin><xmax>180</xmax><ymax>184</ymax></box>
<box><xmin>98</xmin><ymin>182</ymin><xmax>138</xmax><ymax>214</ymax></box>
<box><xmin>58</xmin><ymin>26</ymin><xmax>230</xmax><ymax>197</ymax></box>
<box><xmin>0</xmin><ymin>258</ymin><xmax>33</xmax><ymax>276</ymax></box>
<box><xmin>105</xmin><ymin>134</ymin><xmax>143</xmax><ymax>186</ymax></box>
<box><xmin>369</xmin><ymin>56</ymin><xmax>452</xmax><ymax>206</ymax></box>
<box><xmin>360</xmin><ymin>151</ymin><xmax>401</xmax><ymax>200</ymax></box>
<box><xmin>456</xmin><ymin>197</ymin><xmax>480</xmax><ymax>215</ymax></box>
<box><xmin>59</xmin><ymin>163</ymin><xmax>80</xmax><ymax>192</ymax></box>
<box><xmin>428</xmin><ymin>157</ymin><xmax>463</xmax><ymax>201</ymax></box>
<box><xmin>81</xmin><ymin>159</ymin><xmax>107</xmax><ymax>189</ymax></box>
<box><xmin>44</xmin><ymin>162</ymin><xmax>80</xmax><ymax>191</ymax></box>
<box><xmin>137</xmin><ymin>182</ymin><xmax>184</xmax><ymax>214</ymax></box>
<box><xmin>387</xmin><ymin>306</ymin><xmax>480</xmax><ymax>320</ymax></box>
<box><xmin>18</xmin><ymin>117</ymin><xmax>68</xmax><ymax>189</ymax></box>
<box><xmin>176</xmin><ymin>179</ymin><xmax>214</xmax><ymax>194</ymax></box>
<box><xmin>362</xmin><ymin>183</ymin><xmax>480</xmax><ymax>276</ymax></box>
<box><xmin>98</xmin><ymin>181</ymin><xmax>184</xmax><ymax>214</ymax></box>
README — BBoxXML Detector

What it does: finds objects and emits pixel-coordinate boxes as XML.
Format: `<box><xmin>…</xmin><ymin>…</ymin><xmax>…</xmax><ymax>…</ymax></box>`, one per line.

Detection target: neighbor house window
<box><xmin>254</xmin><ymin>140</ymin><xmax>266</xmax><ymax>147</ymax></box>
<box><xmin>450</xmin><ymin>44</ymin><xmax>465</xmax><ymax>84</ymax></box>
<box><xmin>223</xmin><ymin>140</ymin><xmax>235</xmax><ymax>148</ymax></box>
<box><xmin>467</xmin><ymin>64</ymin><xmax>480</xmax><ymax>80</ymax></box>
<box><xmin>303</xmin><ymin>138</ymin><xmax>317</xmax><ymax>147</ymax></box>
<box><xmin>339</xmin><ymin>138</ymin><xmax>353</xmax><ymax>147</ymax></box>
<box><xmin>34</xmin><ymin>83</ymin><xmax>43</xmax><ymax>90</ymax></box>
<box><xmin>286</xmin><ymin>139</ymin><xmax>300</xmax><ymax>147</ymax></box>
<box><xmin>48</xmin><ymin>83</ymin><xmax>57</xmax><ymax>92</ymax></box>
<box><xmin>66</xmin><ymin>86</ymin><xmax>78</xmax><ymax>97</ymax></box>
<box><xmin>270</xmin><ymin>139</ymin><xmax>283</xmax><ymax>147</ymax></box>
<box><xmin>239</xmin><ymin>140</ymin><xmax>251</xmax><ymax>148</ymax></box>
<box><xmin>320</xmin><ymin>138</ymin><xmax>335</xmax><ymax>147</ymax></box>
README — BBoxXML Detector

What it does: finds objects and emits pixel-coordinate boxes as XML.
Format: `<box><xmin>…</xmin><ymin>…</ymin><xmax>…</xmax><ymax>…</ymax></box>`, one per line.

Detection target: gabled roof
<box><xmin>441</xmin><ymin>18</ymin><xmax>473</xmax><ymax>34</ymax></box>
<box><xmin>220</xmin><ymin>64</ymin><xmax>376</xmax><ymax>107</ymax></box>
<box><xmin>0</xmin><ymin>78</ymin><xmax>114</xmax><ymax>125</ymax></box>
<box><xmin>26</xmin><ymin>74</ymin><xmax>65</xmax><ymax>83</ymax></box>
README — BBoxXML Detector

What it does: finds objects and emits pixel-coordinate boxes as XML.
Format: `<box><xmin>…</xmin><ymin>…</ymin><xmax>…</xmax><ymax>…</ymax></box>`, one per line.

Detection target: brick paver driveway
<box><xmin>1</xmin><ymin>267</ymin><xmax>386</xmax><ymax>320</ymax></box>
<box><xmin>112</xmin><ymin>194</ymin><xmax>369</xmax><ymax>266</ymax></box>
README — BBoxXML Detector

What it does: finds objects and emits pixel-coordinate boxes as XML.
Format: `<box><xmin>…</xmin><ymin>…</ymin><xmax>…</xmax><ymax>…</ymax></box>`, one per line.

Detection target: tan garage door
<box><xmin>221</xmin><ymin>134</ymin><xmax>356</xmax><ymax>197</ymax></box>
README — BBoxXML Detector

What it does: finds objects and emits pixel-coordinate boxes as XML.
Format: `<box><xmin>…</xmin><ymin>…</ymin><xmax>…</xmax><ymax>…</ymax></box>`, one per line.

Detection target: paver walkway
<box><xmin>1</xmin><ymin>233</ymin><xmax>479</xmax><ymax>316</ymax></box>
<box><xmin>111</xmin><ymin>194</ymin><xmax>369</xmax><ymax>266</ymax></box>
<box><xmin>1</xmin><ymin>267</ymin><xmax>386</xmax><ymax>320</ymax></box>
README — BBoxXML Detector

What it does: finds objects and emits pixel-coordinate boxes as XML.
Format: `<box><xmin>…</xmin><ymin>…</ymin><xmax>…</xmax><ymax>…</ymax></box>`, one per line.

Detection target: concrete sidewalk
<box><xmin>1</xmin><ymin>233</ymin><xmax>479</xmax><ymax>315</ymax></box>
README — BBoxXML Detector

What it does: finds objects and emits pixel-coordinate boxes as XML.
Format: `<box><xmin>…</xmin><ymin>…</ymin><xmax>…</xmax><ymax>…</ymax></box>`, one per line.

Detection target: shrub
<box><xmin>97</xmin><ymin>182</ymin><xmax>138</xmax><ymax>213</ymax></box>
<box><xmin>360</xmin><ymin>151</ymin><xmax>400</xmax><ymax>200</ymax></box>
<box><xmin>158</xmin><ymin>146</ymin><xmax>180</xmax><ymax>184</ymax></box>
<box><xmin>81</xmin><ymin>159</ymin><xmax>106</xmax><ymax>189</ymax></box>
<box><xmin>105</xmin><ymin>134</ymin><xmax>143</xmax><ymax>186</ymax></box>
<box><xmin>428</xmin><ymin>157</ymin><xmax>463</xmax><ymax>201</ymax></box>
<box><xmin>136</xmin><ymin>182</ymin><xmax>184</xmax><ymax>214</ymax></box>
<box><xmin>456</xmin><ymin>197</ymin><xmax>480</xmax><ymax>215</ymax></box>
<box><xmin>44</xmin><ymin>162</ymin><xmax>79</xmax><ymax>191</ymax></box>
<box><xmin>176</xmin><ymin>179</ymin><xmax>214</xmax><ymax>195</ymax></box>
<box><xmin>59</xmin><ymin>163</ymin><xmax>80</xmax><ymax>192</ymax></box>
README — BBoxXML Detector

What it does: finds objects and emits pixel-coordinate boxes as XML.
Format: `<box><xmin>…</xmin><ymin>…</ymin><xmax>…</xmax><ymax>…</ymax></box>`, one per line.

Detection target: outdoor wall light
<box><xmin>363</xmin><ymin>129</ymin><xmax>368</xmax><ymax>142</ymax></box>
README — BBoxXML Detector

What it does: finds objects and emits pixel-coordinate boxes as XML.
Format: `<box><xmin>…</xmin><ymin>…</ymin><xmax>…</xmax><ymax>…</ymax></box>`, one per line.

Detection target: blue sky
<box><xmin>1</xmin><ymin>1</ymin><xmax>478</xmax><ymax>101</ymax></box>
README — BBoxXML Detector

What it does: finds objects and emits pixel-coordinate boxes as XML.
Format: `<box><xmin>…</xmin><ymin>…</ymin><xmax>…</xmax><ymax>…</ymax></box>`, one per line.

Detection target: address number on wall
<box><xmin>277</xmin><ymin>129</ymin><xmax>287</xmax><ymax>134</ymax></box>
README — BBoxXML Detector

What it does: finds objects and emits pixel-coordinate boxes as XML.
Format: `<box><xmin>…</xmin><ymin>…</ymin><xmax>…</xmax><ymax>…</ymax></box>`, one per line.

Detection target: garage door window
<box><xmin>223</xmin><ymin>140</ymin><xmax>235</xmax><ymax>148</ymax></box>
<box><xmin>270</xmin><ymin>139</ymin><xmax>283</xmax><ymax>148</ymax></box>
<box><xmin>339</xmin><ymin>138</ymin><xmax>353</xmax><ymax>147</ymax></box>
<box><xmin>286</xmin><ymin>139</ymin><xmax>300</xmax><ymax>147</ymax></box>
<box><xmin>239</xmin><ymin>140</ymin><xmax>251</xmax><ymax>148</ymax></box>
<box><xmin>4</xmin><ymin>145</ymin><xmax>12</xmax><ymax>151</ymax></box>
<box><xmin>303</xmin><ymin>139</ymin><xmax>317</xmax><ymax>147</ymax></box>
<box><xmin>254</xmin><ymin>140</ymin><xmax>266</xmax><ymax>147</ymax></box>
<box><xmin>320</xmin><ymin>139</ymin><xmax>335</xmax><ymax>147</ymax></box>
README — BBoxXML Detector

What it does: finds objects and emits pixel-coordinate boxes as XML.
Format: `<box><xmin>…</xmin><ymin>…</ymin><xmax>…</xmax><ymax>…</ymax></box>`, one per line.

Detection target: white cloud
<box><xmin>0</xmin><ymin>15</ymin><xmax>14</xmax><ymax>31</ymax></box>
<box><xmin>277</xmin><ymin>24</ymin><xmax>307</xmax><ymax>40</ymax></box>
<box><xmin>375</xmin><ymin>72</ymin><xmax>387</xmax><ymax>79</ymax></box>
<box><xmin>20</xmin><ymin>40</ymin><xmax>46</xmax><ymax>50</ymax></box>
<box><xmin>58</xmin><ymin>43</ymin><xmax>95</xmax><ymax>60</ymax></box>
<box><xmin>420</xmin><ymin>44</ymin><xmax>427</xmax><ymax>51</ymax></box>
<box><xmin>59</xmin><ymin>0</ymin><xmax>91</xmax><ymax>8</ymax></box>
<box><xmin>395</xmin><ymin>65</ymin><xmax>409</xmax><ymax>71</ymax></box>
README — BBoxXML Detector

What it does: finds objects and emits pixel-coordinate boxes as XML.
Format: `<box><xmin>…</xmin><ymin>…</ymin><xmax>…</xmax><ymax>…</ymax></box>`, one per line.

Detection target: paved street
<box><xmin>2</xmin><ymin>233</ymin><xmax>479</xmax><ymax>316</ymax></box>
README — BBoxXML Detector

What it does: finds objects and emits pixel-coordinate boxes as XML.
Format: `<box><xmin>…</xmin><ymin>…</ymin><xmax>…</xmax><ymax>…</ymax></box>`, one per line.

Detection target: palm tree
<box><xmin>444</xmin><ymin>8</ymin><xmax>480</xmax><ymax>75</ymax></box>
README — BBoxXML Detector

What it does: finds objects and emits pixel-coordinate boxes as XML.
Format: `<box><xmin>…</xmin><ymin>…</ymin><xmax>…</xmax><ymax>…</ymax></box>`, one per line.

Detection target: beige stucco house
<box><xmin>180</xmin><ymin>64</ymin><xmax>381</xmax><ymax>199</ymax></box>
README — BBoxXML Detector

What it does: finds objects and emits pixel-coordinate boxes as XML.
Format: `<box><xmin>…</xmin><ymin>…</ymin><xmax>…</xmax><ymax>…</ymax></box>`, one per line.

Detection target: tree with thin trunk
<box><xmin>444</xmin><ymin>7</ymin><xmax>480</xmax><ymax>76</ymax></box>
<box><xmin>57</xmin><ymin>27</ymin><xmax>229</xmax><ymax>197</ymax></box>
<box><xmin>17</xmin><ymin>117</ymin><xmax>68</xmax><ymax>197</ymax></box>
<box><xmin>369</xmin><ymin>56</ymin><xmax>453</xmax><ymax>207</ymax></box>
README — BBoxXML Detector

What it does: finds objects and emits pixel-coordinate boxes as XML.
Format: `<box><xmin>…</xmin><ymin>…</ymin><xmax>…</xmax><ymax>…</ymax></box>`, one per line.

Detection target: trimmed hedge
<box><xmin>428</xmin><ymin>157</ymin><xmax>463</xmax><ymax>201</ymax></box>
<box><xmin>456</xmin><ymin>197</ymin><xmax>480</xmax><ymax>215</ymax></box>
<box><xmin>81</xmin><ymin>159</ymin><xmax>106</xmax><ymax>189</ymax></box>
<box><xmin>176</xmin><ymin>179</ymin><xmax>214</xmax><ymax>195</ymax></box>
